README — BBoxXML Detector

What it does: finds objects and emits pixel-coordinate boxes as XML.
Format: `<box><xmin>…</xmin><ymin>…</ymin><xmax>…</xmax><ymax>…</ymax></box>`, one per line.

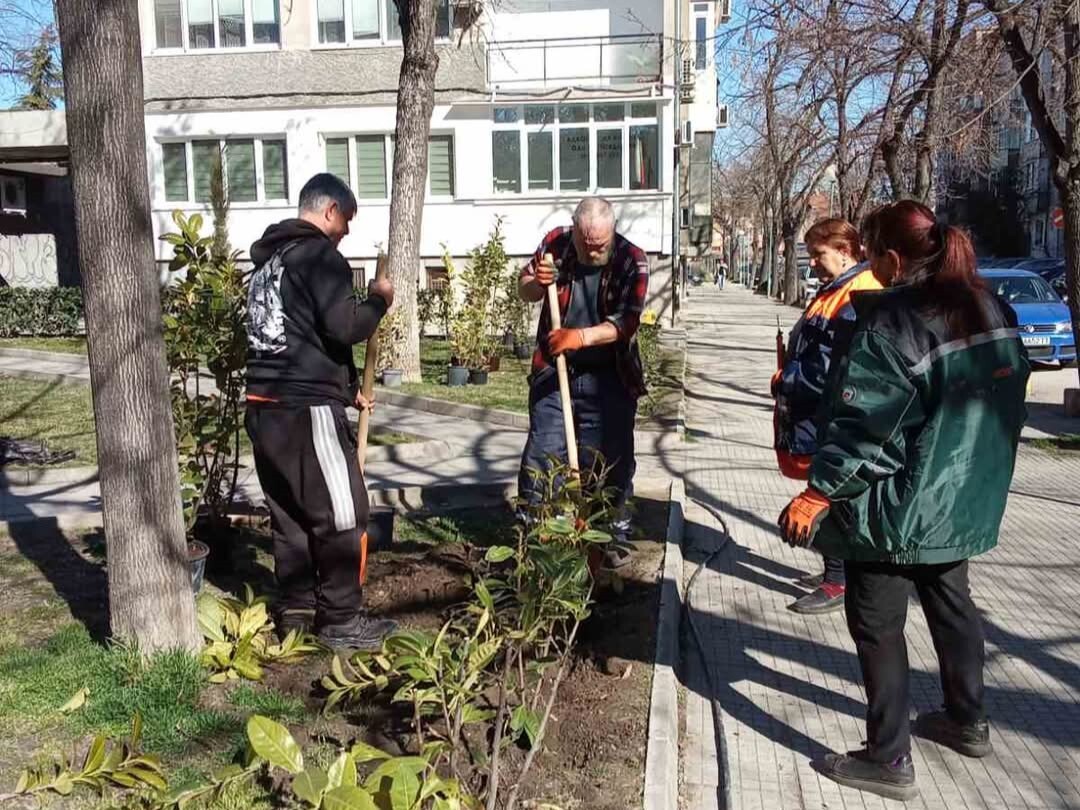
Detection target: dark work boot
<box><xmin>913</xmin><ymin>711</ymin><xmax>992</xmax><ymax>758</ymax></box>
<box><xmin>317</xmin><ymin>614</ymin><xmax>398</xmax><ymax>652</ymax></box>
<box><xmin>274</xmin><ymin>608</ymin><xmax>315</xmax><ymax>641</ymax></box>
<box><xmin>812</xmin><ymin>749</ymin><xmax>918</xmax><ymax>802</ymax></box>
<box><xmin>788</xmin><ymin>583</ymin><xmax>846</xmax><ymax>615</ymax></box>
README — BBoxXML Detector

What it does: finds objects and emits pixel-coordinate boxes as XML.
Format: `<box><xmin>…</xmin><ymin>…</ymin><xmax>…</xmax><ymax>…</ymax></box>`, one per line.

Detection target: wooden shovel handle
<box><xmin>357</xmin><ymin>253</ymin><xmax>388</xmax><ymax>471</ymax></box>
<box><xmin>544</xmin><ymin>253</ymin><xmax>579</xmax><ymax>473</ymax></box>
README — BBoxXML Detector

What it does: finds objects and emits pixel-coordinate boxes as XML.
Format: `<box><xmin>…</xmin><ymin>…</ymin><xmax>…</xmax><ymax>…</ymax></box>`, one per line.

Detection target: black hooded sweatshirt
<box><xmin>244</xmin><ymin>219</ymin><xmax>387</xmax><ymax>406</ymax></box>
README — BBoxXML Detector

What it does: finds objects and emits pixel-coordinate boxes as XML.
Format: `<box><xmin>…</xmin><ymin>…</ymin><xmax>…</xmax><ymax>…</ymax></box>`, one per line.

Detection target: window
<box><xmin>693</xmin><ymin>4</ymin><xmax>711</xmax><ymax>70</ymax></box>
<box><xmin>162</xmin><ymin>142</ymin><xmax>189</xmax><ymax>201</ymax></box>
<box><xmin>160</xmin><ymin>137</ymin><xmax>288</xmax><ymax>204</ymax></box>
<box><xmin>491</xmin><ymin>101</ymin><xmax>661</xmax><ymax>195</ymax></box>
<box><xmin>155</xmin><ymin>0</ymin><xmax>280</xmax><ymax>50</ymax></box>
<box><xmin>316</xmin><ymin>0</ymin><xmax>450</xmax><ymax>44</ymax></box>
<box><xmin>325</xmin><ymin>133</ymin><xmax>455</xmax><ymax>199</ymax></box>
<box><xmin>155</xmin><ymin>0</ymin><xmax>183</xmax><ymax>48</ymax></box>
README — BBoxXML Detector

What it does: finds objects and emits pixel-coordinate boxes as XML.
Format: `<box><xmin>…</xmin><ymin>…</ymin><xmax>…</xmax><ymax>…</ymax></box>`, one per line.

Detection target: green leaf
<box><xmin>322</xmin><ymin>785</ymin><xmax>378</xmax><ymax>810</ymax></box>
<box><xmin>246</xmin><ymin>715</ymin><xmax>304</xmax><ymax>774</ymax></box>
<box><xmin>460</xmin><ymin>704</ymin><xmax>496</xmax><ymax>725</ymax></box>
<box><xmin>510</xmin><ymin>705</ymin><xmax>541</xmax><ymax>749</ymax></box>
<box><xmin>59</xmin><ymin>686</ymin><xmax>89</xmax><ymax>714</ymax></box>
<box><xmin>387</xmin><ymin>761</ymin><xmax>422</xmax><ymax>810</ymax></box>
<box><xmin>484</xmin><ymin>546</ymin><xmax>515</xmax><ymax>563</ymax></box>
<box><xmin>543</xmin><ymin>515</ymin><xmax>575</xmax><ymax>536</ymax></box>
<box><xmin>292</xmin><ymin>767</ymin><xmax>329</xmax><ymax>806</ymax></box>
<box><xmin>188</xmin><ymin>213</ymin><xmax>204</xmax><ymax>234</ymax></box>
<box><xmin>53</xmin><ymin>773</ymin><xmax>74</xmax><ymax>795</ymax></box>
<box><xmin>581</xmin><ymin>529</ymin><xmax>612</xmax><ymax>544</ymax></box>
<box><xmin>130</xmin><ymin>711</ymin><xmax>144</xmax><ymax>749</ymax></box>
<box><xmin>327</xmin><ymin>752</ymin><xmax>357</xmax><ymax>788</ymax></box>
<box><xmin>196</xmin><ymin>593</ymin><xmax>226</xmax><ymax>642</ymax></box>
<box><xmin>349</xmin><ymin>741</ymin><xmax>391</xmax><ymax>764</ymax></box>
<box><xmin>82</xmin><ymin>735</ymin><xmax>107</xmax><ymax>773</ymax></box>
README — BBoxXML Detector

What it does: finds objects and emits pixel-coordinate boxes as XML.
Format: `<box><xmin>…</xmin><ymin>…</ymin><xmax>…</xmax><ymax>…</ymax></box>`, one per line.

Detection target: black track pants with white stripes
<box><xmin>245</xmin><ymin>402</ymin><xmax>368</xmax><ymax>627</ymax></box>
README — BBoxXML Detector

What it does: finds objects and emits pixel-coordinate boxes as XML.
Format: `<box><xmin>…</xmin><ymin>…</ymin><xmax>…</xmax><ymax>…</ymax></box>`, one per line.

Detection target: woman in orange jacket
<box><xmin>773</xmin><ymin>218</ymin><xmax>882</xmax><ymax>614</ymax></box>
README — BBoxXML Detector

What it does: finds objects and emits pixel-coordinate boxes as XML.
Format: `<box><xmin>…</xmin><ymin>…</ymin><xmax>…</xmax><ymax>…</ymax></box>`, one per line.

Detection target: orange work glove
<box><xmin>778</xmin><ymin>488</ymin><xmax>831</xmax><ymax>547</ymax></box>
<box><xmin>545</xmin><ymin>327</ymin><xmax>587</xmax><ymax>356</ymax></box>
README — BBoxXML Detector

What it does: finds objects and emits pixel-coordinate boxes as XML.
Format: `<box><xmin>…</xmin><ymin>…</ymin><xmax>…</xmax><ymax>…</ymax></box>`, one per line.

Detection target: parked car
<box><xmin>980</xmin><ymin>269</ymin><xmax>1076</xmax><ymax>365</ymax></box>
<box><xmin>798</xmin><ymin>265</ymin><xmax>820</xmax><ymax>305</ymax></box>
<box><xmin>1015</xmin><ymin>258</ymin><xmax>1065</xmax><ymax>280</ymax></box>
<box><xmin>1045</xmin><ymin>269</ymin><xmax>1069</xmax><ymax>304</ymax></box>
<box><xmin>978</xmin><ymin>256</ymin><xmax>1028</xmax><ymax>269</ymax></box>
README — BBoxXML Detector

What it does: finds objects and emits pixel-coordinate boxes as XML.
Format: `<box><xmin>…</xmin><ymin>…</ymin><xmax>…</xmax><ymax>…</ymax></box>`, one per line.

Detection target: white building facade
<box><xmin>138</xmin><ymin>0</ymin><xmax>720</xmax><ymax>316</ymax></box>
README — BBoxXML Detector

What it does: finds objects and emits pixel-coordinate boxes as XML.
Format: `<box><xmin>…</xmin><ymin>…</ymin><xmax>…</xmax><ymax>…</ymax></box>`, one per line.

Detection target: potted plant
<box><xmin>451</xmin><ymin>219</ymin><xmax>510</xmax><ymax>387</ymax></box>
<box><xmin>501</xmin><ymin>262</ymin><xmax>534</xmax><ymax>360</ymax></box>
<box><xmin>376</xmin><ymin>308</ymin><xmax>407</xmax><ymax>388</ymax></box>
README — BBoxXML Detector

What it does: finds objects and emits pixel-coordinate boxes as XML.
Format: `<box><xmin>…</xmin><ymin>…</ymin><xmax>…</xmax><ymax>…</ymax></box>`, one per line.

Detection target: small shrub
<box><xmin>0</xmin><ymin>286</ymin><xmax>83</xmax><ymax>337</ymax></box>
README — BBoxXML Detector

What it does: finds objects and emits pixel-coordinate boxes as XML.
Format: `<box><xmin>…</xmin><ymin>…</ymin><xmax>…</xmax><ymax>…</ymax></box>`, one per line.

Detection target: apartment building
<box><xmin>138</xmin><ymin>0</ymin><xmax>723</xmax><ymax>317</ymax></box>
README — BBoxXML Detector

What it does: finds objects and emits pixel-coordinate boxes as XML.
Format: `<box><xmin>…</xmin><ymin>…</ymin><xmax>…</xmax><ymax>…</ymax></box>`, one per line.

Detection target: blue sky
<box><xmin>1</xmin><ymin>0</ymin><xmax>57</xmax><ymax>108</ymax></box>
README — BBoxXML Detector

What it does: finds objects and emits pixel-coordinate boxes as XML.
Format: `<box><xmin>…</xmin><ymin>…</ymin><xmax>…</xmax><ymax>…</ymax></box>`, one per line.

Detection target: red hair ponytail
<box><xmin>861</xmin><ymin>201</ymin><xmax>988</xmax><ymax>338</ymax></box>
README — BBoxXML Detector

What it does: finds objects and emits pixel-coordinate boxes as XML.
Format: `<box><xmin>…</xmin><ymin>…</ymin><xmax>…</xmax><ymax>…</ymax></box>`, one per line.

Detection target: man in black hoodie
<box><xmin>245</xmin><ymin>173</ymin><xmax>395</xmax><ymax>651</ymax></box>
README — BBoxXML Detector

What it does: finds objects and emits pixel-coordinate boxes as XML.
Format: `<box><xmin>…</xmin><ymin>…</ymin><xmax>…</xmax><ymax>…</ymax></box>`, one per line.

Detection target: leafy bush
<box><xmin>160</xmin><ymin>211</ymin><xmax>248</xmax><ymax>533</ymax></box>
<box><xmin>451</xmin><ymin>220</ymin><xmax>510</xmax><ymax>369</ymax></box>
<box><xmin>0</xmin><ymin>286</ymin><xmax>83</xmax><ymax>337</ymax></box>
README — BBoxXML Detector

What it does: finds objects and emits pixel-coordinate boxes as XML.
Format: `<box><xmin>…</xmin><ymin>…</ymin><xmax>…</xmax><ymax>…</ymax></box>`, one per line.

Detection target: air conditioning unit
<box><xmin>717</xmin><ymin>104</ymin><xmax>730</xmax><ymax>128</ymax></box>
<box><xmin>0</xmin><ymin>175</ymin><xmax>26</xmax><ymax>214</ymax></box>
<box><xmin>682</xmin><ymin>58</ymin><xmax>694</xmax><ymax>86</ymax></box>
<box><xmin>719</xmin><ymin>0</ymin><xmax>732</xmax><ymax>23</ymax></box>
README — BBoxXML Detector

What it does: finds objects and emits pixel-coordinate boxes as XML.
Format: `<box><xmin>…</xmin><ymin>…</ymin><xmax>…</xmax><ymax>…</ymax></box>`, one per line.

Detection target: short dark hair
<box><xmin>298</xmin><ymin>173</ymin><xmax>357</xmax><ymax>218</ymax></box>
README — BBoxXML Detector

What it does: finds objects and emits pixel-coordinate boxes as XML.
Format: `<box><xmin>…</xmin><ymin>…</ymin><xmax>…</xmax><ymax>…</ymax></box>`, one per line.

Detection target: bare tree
<box><xmin>982</xmin><ymin>0</ymin><xmax>1079</xmax><ymax>389</ymax></box>
<box><xmin>385</xmin><ymin>0</ymin><xmax>439</xmax><ymax>383</ymax></box>
<box><xmin>54</xmin><ymin>0</ymin><xmax>200</xmax><ymax>652</ymax></box>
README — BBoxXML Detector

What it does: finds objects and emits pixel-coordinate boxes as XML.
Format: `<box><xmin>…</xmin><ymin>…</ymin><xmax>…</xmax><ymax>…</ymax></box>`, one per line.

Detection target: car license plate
<box><xmin>1022</xmin><ymin>336</ymin><xmax>1051</xmax><ymax>347</ymax></box>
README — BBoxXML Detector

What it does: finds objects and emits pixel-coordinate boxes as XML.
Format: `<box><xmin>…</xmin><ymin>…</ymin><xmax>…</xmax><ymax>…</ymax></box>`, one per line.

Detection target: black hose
<box><xmin>683</xmin><ymin>496</ymin><xmax>735</xmax><ymax>810</ymax></box>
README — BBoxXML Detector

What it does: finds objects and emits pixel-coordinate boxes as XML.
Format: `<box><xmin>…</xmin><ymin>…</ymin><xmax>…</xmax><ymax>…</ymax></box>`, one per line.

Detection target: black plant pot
<box><xmin>469</xmin><ymin>368</ymin><xmax>489</xmax><ymax>386</ymax></box>
<box><xmin>447</xmin><ymin>365</ymin><xmax>469</xmax><ymax>387</ymax></box>
<box><xmin>188</xmin><ymin>540</ymin><xmax>210</xmax><ymax>593</ymax></box>
<box><xmin>514</xmin><ymin>342</ymin><xmax>532</xmax><ymax>360</ymax></box>
<box><xmin>366</xmin><ymin>506</ymin><xmax>395</xmax><ymax>552</ymax></box>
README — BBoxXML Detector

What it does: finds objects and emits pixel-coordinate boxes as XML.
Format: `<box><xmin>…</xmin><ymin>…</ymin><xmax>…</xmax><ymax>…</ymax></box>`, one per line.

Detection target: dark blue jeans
<box><xmin>517</xmin><ymin>367</ymin><xmax>637</xmax><ymax>532</ymax></box>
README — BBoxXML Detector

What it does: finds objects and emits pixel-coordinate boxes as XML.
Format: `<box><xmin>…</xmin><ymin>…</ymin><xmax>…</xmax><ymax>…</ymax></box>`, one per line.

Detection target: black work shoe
<box><xmin>317</xmin><ymin>614</ymin><xmax>398</xmax><ymax>651</ymax></box>
<box><xmin>788</xmin><ymin>585</ymin><xmax>846</xmax><ymax>615</ymax></box>
<box><xmin>913</xmin><ymin>711</ymin><xmax>992</xmax><ymax>758</ymax></box>
<box><xmin>797</xmin><ymin>572</ymin><xmax>825</xmax><ymax>589</ymax></box>
<box><xmin>812</xmin><ymin>749</ymin><xmax>918</xmax><ymax>802</ymax></box>
<box><xmin>274</xmin><ymin>608</ymin><xmax>315</xmax><ymax>641</ymax></box>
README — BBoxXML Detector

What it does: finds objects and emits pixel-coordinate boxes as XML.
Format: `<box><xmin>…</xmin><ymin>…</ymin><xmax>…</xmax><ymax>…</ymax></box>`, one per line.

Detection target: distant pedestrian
<box><xmin>772</xmin><ymin>218</ymin><xmax>880</xmax><ymax>614</ymax></box>
<box><xmin>716</xmin><ymin>264</ymin><xmax>726</xmax><ymax>290</ymax></box>
<box><xmin>778</xmin><ymin>201</ymin><xmax>1030</xmax><ymax>801</ymax></box>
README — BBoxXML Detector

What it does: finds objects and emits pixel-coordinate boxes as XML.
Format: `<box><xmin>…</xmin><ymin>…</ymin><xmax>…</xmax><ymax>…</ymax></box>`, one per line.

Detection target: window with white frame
<box><xmin>153</xmin><ymin>0</ymin><xmax>280</xmax><ymax>50</ymax></box>
<box><xmin>316</xmin><ymin>0</ymin><xmax>450</xmax><ymax>45</ymax></box>
<box><xmin>491</xmin><ymin>101</ymin><xmax>660</xmax><ymax>195</ymax></box>
<box><xmin>324</xmin><ymin>133</ymin><xmax>455</xmax><ymax>199</ymax></box>
<box><xmin>693</xmin><ymin>2</ymin><xmax>711</xmax><ymax>70</ymax></box>
<box><xmin>161</xmin><ymin>137</ymin><xmax>289</xmax><ymax>204</ymax></box>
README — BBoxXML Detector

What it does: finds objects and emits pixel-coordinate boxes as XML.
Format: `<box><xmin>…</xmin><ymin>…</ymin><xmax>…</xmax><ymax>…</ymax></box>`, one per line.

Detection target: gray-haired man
<box><xmin>245</xmin><ymin>173</ymin><xmax>396</xmax><ymax>650</ymax></box>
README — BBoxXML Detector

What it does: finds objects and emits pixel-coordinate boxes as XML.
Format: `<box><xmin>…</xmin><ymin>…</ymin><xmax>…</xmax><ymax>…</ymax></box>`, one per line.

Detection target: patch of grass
<box><xmin>357</xmin><ymin>338</ymin><xmax>532</xmax><ymax>413</ymax></box>
<box><xmin>1032</xmin><ymin>433</ymin><xmax>1080</xmax><ymax>454</ymax></box>
<box><xmin>0</xmin><ymin>374</ymin><xmax>98</xmax><ymax>467</ymax></box>
<box><xmin>368</xmin><ymin>431</ymin><xmax>416</xmax><ymax>447</ymax></box>
<box><xmin>396</xmin><ymin>509</ymin><xmax>518</xmax><ymax>549</ymax></box>
<box><xmin>0</xmin><ymin>623</ymin><xmax>225</xmax><ymax>754</ymax></box>
<box><xmin>228</xmin><ymin>684</ymin><xmax>306</xmax><ymax>724</ymax></box>
<box><xmin>638</xmin><ymin>345</ymin><xmax>684</xmax><ymax>424</ymax></box>
<box><xmin>0</xmin><ymin>336</ymin><xmax>87</xmax><ymax>354</ymax></box>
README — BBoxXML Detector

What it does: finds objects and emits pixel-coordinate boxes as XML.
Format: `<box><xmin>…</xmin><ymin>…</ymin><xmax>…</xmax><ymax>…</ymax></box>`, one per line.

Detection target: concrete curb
<box><xmin>0</xmin><ymin>365</ymin><xmax>89</xmax><ymax>386</ymax></box>
<box><xmin>0</xmin><ymin>347</ymin><xmax>88</xmax><ymax>364</ymax></box>
<box><xmin>643</xmin><ymin>477</ymin><xmax>685</xmax><ymax>810</ymax></box>
<box><xmin>375</xmin><ymin>389</ymin><xmax>530</xmax><ymax>429</ymax></box>
<box><xmin>1</xmin><ymin>440</ymin><xmax>457</xmax><ymax>489</ymax></box>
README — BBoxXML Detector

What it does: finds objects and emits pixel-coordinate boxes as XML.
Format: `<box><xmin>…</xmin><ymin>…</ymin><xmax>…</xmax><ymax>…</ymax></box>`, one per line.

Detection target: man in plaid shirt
<box><xmin>517</xmin><ymin>197</ymin><xmax>650</xmax><ymax>567</ymax></box>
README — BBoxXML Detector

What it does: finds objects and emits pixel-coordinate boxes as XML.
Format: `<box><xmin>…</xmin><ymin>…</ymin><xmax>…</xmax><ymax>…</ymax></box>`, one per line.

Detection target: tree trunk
<box><xmin>769</xmin><ymin>212</ymin><xmax>782</xmax><ymax>298</ymax></box>
<box><xmin>782</xmin><ymin>226</ymin><xmax>800</xmax><ymax>306</ymax></box>
<box><xmin>1064</xmin><ymin>185</ymin><xmax>1080</xmax><ymax>389</ymax></box>
<box><xmin>386</xmin><ymin>0</ymin><xmax>438</xmax><ymax>383</ymax></box>
<box><xmin>54</xmin><ymin>0</ymin><xmax>200</xmax><ymax>652</ymax></box>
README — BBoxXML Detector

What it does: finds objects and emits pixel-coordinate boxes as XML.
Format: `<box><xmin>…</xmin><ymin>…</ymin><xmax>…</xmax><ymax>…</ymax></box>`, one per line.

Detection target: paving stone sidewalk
<box><xmin>679</xmin><ymin>286</ymin><xmax>1080</xmax><ymax>810</ymax></box>
<box><xmin>0</xmin><ymin>350</ymin><xmax>678</xmax><ymax>523</ymax></box>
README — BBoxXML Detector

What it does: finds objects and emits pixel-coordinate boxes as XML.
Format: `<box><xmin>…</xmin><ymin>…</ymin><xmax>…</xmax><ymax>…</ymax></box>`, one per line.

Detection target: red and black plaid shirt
<box><xmin>523</xmin><ymin>226</ymin><xmax>650</xmax><ymax>398</ymax></box>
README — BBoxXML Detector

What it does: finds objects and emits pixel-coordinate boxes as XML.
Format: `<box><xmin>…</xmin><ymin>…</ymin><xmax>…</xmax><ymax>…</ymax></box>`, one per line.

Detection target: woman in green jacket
<box><xmin>778</xmin><ymin>201</ymin><xmax>1029</xmax><ymax>802</ymax></box>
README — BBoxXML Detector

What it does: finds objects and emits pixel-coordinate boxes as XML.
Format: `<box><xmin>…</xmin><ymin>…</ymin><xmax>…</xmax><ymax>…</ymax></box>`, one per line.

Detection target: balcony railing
<box><xmin>486</xmin><ymin>34</ymin><xmax>663</xmax><ymax>89</ymax></box>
